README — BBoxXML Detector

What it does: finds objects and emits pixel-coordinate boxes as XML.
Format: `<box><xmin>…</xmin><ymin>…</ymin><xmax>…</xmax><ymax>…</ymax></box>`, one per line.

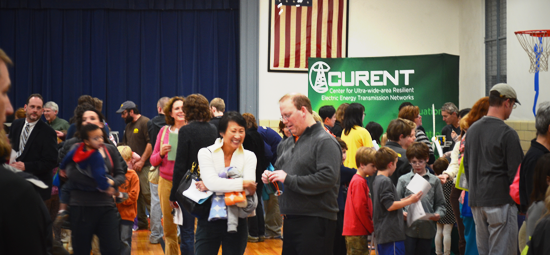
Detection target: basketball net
<box><xmin>514</xmin><ymin>30</ymin><xmax>550</xmax><ymax>116</ymax></box>
<box><xmin>515</xmin><ymin>30</ymin><xmax>550</xmax><ymax>73</ymax></box>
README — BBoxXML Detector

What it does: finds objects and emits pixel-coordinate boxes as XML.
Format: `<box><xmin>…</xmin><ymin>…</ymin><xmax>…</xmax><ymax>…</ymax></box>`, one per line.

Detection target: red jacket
<box><xmin>116</xmin><ymin>169</ymin><xmax>140</xmax><ymax>222</ymax></box>
<box><xmin>343</xmin><ymin>174</ymin><xmax>374</xmax><ymax>236</ymax></box>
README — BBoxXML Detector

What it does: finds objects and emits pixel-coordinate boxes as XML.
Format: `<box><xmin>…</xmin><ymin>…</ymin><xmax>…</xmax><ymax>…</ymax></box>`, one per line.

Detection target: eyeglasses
<box><xmin>280</xmin><ymin>111</ymin><xmax>296</xmax><ymax>121</ymax></box>
<box><xmin>410</xmin><ymin>160</ymin><xmax>426</xmax><ymax>166</ymax></box>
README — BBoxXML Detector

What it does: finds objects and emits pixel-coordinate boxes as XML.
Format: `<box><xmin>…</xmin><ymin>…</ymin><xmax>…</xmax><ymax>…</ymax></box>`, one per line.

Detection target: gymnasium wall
<box><xmin>258</xmin><ymin>0</ymin><xmax>461</xmax><ymax>122</ymax></box>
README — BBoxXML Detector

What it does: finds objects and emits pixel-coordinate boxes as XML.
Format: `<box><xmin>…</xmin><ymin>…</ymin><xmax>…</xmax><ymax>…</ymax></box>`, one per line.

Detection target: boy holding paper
<box><xmin>396</xmin><ymin>142</ymin><xmax>446</xmax><ymax>255</ymax></box>
<box><xmin>372</xmin><ymin>147</ymin><xmax>422</xmax><ymax>255</ymax></box>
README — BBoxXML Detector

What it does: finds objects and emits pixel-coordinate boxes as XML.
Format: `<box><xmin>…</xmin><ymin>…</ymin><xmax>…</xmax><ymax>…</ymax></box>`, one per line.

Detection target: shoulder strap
<box><xmin>103</xmin><ymin>144</ymin><xmax>114</xmax><ymax>168</ymax></box>
<box><xmin>160</xmin><ymin>125</ymin><xmax>169</xmax><ymax>145</ymax></box>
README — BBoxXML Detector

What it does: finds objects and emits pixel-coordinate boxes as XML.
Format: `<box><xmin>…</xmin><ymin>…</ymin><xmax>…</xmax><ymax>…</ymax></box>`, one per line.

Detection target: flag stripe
<box><xmin>273</xmin><ymin>4</ymin><xmax>281</xmax><ymax>67</ymax></box>
<box><xmin>306</xmin><ymin>2</ymin><xmax>313</xmax><ymax>66</ymax></box>
<box><xmin>294</xmin><ymin>7</ymin><xmax>302</xmax><ymax>68</ymax></box>
<box><xmin>325</xmin><ymin>0</ymin><xmax>333</xmax><ymax>58</ymax></box>
<box><xmin>337</xmin><ymin>0</ymin><xmax>344</xmax><ymax>57</ymax></box>
<box><xmin>284</xmin><ymin>6</ymin><xmax>292</xmax><ymax>68</ymax></box>
<box><xmin>299</xmin><ymin>6</ymin><xmax>308</xmax><ymax>68</ymax></box>
<box><xmin>315</xmin><ymin>0</ymin><xmax>323</xmax><ymax>58</ymax></box>
<box><xmin>331</xmin><ymin>0</ymin><xmax>339</xmax><ymax>58</ymax></box>
<box><xmin>270</xmin><ymin>0</ymin><xmax>346</xmax><ymax>70</ymax></box>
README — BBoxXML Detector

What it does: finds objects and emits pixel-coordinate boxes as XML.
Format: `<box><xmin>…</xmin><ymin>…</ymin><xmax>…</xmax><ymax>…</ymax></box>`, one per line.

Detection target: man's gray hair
<box><xmin>158</xmin><ymin>97</ymin><xmax>170</xmax><ymax>109</ymax></box>
<box><xmin>441</xmin><ymin>102</ymin><xmax>458</xmax><ymax>114</ymax></box>
<box><xmin>536</xmin><ymin>101</ymin><xmax>550</xmax><ymax>135</ymax></box>
<box><xmin>44</xmin><ymin>101</ymin><xmax>59</xmax><ymax>112</ymax></box>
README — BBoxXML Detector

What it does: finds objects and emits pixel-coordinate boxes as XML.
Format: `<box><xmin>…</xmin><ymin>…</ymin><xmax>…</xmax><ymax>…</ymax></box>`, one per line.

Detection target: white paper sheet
<box><xmin>407</xmin><ymin>201</ymin><xmax>435</xmax><ymax>227</ymax></box>
<box><xmin>406</xmin><ymin>173</ymin><xmax>432</xmax><ymax>199</ymax></box>
<box><xmin>173</xmin><ymin>203</ymin><xmax>183</xmax><ymax>225</ymax></box>
<box><xmin>9</xmin><ymin>149</ymin><xmax>17</xmax><ymax>164</ymax></box>
<box><xmin>182</xmin><ymin>179</ymin><xmax>213</xmax><ymax>203</ymax></box>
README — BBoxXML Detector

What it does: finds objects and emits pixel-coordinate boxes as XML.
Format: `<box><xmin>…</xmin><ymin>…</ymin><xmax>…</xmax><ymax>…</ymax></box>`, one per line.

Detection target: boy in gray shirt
<box><xmin>372</xmin><ymin>147</ymin><xmax>422</xmax><ymax>255</ymax></box>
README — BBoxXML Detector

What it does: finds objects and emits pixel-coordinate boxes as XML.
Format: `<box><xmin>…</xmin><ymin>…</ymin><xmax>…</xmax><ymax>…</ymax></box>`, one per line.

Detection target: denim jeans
<box><xmin>120</xmin><ymin>220</ymin><xmax>133</xmax><ymax>255</ymax></box>
<box><xmin>150</xmin><ymin>182</ymin><xmax>164</xmax><ymax>241</ymax></box>
<box><xmin>179</xmin><ymin>208</ymin><xmax>195</xmax><ymax>255</ymax></box>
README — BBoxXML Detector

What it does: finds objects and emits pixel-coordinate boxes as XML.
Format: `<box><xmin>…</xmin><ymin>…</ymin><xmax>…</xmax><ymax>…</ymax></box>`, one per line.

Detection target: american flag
<box><xmin>269</xmin><ymin>0</ymin><xmax>348</xmax><ymax>72</ymax></box>
<box><xmin>269</xmin><ymin>0</ymin><xmax>348</xmax><ymax>71</ymax></box>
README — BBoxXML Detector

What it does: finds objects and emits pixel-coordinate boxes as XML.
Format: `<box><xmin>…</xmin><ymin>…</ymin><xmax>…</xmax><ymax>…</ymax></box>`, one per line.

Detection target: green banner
<box><xmin>308</xmin><ymin>54</ymin><xmax>459</xmax><ymax>138</ymax></box>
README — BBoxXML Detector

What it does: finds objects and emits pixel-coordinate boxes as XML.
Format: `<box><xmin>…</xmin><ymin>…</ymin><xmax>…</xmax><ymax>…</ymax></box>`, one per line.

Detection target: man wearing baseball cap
<box><xmin>463</xmin><ymin>83</ymin><xmax>524</xmax><ymax>254</ymax></box>
<box><xmin>117</xmin><ymin>100</ymin><xmax>152</xmax><ymax>231</ymax></box>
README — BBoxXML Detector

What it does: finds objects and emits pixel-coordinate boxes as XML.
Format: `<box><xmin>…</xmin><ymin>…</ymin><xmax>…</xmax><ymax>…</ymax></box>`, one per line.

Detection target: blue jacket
<box><xmin>257</xmin><ymin>126</ymin><xmax>282</xmax><ymax>166</ymax></box>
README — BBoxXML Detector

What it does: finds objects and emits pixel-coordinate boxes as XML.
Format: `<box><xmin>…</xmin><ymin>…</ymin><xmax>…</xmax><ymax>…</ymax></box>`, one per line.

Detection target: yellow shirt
<box><xmin>342</xmin><ymin>126</ymin><xmax>374</xmax><ymax>168</ymax></box>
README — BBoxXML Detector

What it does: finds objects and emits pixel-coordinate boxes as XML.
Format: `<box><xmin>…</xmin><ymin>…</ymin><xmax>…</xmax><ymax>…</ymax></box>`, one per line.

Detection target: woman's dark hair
<box><xmin>69</xmin><ymin>103</ymin><xmax>95</xmax><ymax>124</ymax></box>
<box><xmin>530</xmin><ymin>154</ymin><xmax>550</xmax><ymax>206</ymax></box>
<box><xmin>183</xmin><ymin>94</ymin><xmax>211</xmax><ymax>122</ymax></box>
<box><xmin>458</xmin><ymin>108</ymin><xmax>471</xmax><ymax>118</ymax></box>
<box><xmin>342</xmin><ymin>103</ymin><xmax>365</xmax><ymax>136</ymax></box>
<box><xmin>80</xmin><ymin>124</ymin><xmax>101</xmax><ymax>141</ymax></box>
<box><xmin>75</xmin><ymin>108</ymin><xmax>109</xmax><ymax>143</ymax></box>
<box><xmin>219</xmin><ymin>111</ymin><xmax>247</xmax><ymax>134</ymax></box>
<box><xmin>366</xmin><ymin>121</ymin><xmax>383</xmax><ymax>144</ymax></box>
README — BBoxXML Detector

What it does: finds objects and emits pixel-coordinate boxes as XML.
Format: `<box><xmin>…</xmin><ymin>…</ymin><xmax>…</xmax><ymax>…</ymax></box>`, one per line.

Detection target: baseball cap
<box><xmin>116</xmin><ymin>101</ymin><xmax>137</xmax><ymax>113</ymax></box>
<box><xmin>490</xmin><ymin>83</ymin><xmax>521</xmax><ymax>105</ymax></box>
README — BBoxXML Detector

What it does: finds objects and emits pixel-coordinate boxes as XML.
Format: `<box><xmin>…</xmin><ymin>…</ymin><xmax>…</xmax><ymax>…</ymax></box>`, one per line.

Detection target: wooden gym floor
<box><xmin>130</xmin><ymin>229</ymin><xmax>283</xmax><ymax>255</ymax></box>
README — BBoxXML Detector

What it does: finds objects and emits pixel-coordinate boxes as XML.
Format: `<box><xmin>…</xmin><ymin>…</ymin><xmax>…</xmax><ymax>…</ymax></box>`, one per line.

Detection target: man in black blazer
<box><xmin>9</xmin><ymin>93</ymin><xmax>58</xmax><ymax>201</ymax></box>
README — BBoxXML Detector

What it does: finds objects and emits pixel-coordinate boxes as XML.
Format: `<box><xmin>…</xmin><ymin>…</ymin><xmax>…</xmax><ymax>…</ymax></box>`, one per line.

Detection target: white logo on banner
<box><xmin>309</xmin><ymin>61</ymin><xmax>330</xmax><ymax>93</ymax></box>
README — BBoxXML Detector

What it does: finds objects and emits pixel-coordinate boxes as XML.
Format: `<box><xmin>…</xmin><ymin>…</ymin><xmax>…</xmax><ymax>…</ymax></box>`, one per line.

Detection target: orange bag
<box><xmin>224</xmin><ymin>191</ymin><xmax>246</xmax><ymax>206</ymax></box>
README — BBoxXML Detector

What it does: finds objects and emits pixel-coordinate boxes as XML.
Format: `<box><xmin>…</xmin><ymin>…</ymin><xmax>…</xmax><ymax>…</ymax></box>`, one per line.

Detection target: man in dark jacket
<box><xmin>9</xmin><ymin>93</ymin><xmax>58</xmax><ymax>201</ymax></box>
<box><xmin>146</xmin><ymin>96</ymin><xmax>169</xmax><ymax>243</ymax></box>
<box><xmin>262</xmin><ymin>93</ymin><xmax>341</xmax><ymax>255</ymax></box>
<box><xmin>519</xmin><ymin>101</ymin><xmax>550</xmax><ymax>212</ymax></box>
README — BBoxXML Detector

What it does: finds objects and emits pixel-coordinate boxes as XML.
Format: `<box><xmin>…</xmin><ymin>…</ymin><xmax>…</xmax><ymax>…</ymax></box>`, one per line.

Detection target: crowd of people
<box><xmin>2</xmin><ymin>46</ymin><xmax>550</xmax><ymax>255</ymax></box>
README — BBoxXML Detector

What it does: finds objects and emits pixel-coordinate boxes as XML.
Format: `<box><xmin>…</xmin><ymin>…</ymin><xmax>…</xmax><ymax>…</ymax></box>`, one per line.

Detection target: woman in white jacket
<box><xmin>195</xmin><ymin>111</ymin><xmax>258</xmax><ymax>255</ymax></box>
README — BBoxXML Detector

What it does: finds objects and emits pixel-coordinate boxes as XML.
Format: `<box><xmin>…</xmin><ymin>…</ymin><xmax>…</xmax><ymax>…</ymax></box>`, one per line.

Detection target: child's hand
<box><xmin>429</xmin><ymin>213</ymin><xmax>440</xmax><ymax>221</ymax></box>
<box><xmin>408</xmin><ymin>191</ymin><xmax>423</xmax><ymax>204</ymax></box>
<box><xmin>59</xmin><ymin>170</ymin><xmax>67</xmax><ymax>178</ymax></box>
<box><xmin>105</xmin><ymin>187</ymin><xmax>116</xmax><ymax>196</ymax></box>
<box><xmin>107</xmin><ymin>179</ymin><xmax>115</xmax><ymax>186</ymax></box>
<box><xmin>403</xmin><ymin>211</ymin><xmax>408</xmax><ymax>221</ymax></box>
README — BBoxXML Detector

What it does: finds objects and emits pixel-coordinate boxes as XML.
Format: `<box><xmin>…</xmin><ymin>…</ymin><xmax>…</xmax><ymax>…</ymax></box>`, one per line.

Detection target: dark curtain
<box><xmin>0</xmin><ymin>0</ymin><xmax>239</xmax><ymax>133</ymax></box>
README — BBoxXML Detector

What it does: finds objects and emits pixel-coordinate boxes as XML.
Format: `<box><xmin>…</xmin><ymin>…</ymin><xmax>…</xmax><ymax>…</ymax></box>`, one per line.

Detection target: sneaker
<box><xmin>116</xmin><ymin>192</ymin><xmax>129</xmax><ymax>203</ymax></box>
<box><xmin>265</xmin><ymin>235</ymin><xmax>282</xmax><ymax>240</ymax></box>
<box><xmin>149</xmin><ymin>237</ymin><xmax>162</xmax><ymax>244</ymax></box>
<box><xmin>247</xmin><ymin>235</ymin><xmax>259</xmax><ymax>243</ymax></box>
<box><xmin>54</xmin><ymin>210</ymin><xmax>69</xmax><ymax>230</ymax></box>
<box><xmin>258</xmin><ymin>235</ymin><xmax>265</xmax><ymax>242</ymax></box>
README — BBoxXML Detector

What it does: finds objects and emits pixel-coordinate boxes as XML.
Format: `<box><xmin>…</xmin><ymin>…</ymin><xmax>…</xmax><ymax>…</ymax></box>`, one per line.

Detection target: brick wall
<box><xmin>505</xmin><ymin>120</ymin><xmax>537</xmax><ymax>154</ymax></box>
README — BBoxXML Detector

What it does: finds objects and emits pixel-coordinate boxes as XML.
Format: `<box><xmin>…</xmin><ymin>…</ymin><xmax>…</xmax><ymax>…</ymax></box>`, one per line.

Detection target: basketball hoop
<box><xmin>514</xmin><ymin>29</ymin><xmax>550</xmax><ymax>116</ymax></box>
<box><xmin>515</xmin><ymin>30</ymin><xmax>550</xmax><ymax>73</ymax></box>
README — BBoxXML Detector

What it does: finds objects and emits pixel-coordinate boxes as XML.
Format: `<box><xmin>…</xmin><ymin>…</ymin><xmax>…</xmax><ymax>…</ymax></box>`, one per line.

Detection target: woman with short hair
<box><xmin>194</xmin><ymin>111</ymin><xmax>258</xmax><ymax>254</ymax></box>
<box><xmin>170</xmin><ymin>94</ymin><xmax>219</xmax><ymax>255</ymax></box>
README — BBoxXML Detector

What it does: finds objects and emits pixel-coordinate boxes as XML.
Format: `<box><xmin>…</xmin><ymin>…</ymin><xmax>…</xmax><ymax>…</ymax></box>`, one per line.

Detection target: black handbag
<box><xmin>175</xmin><ymin>160</ymin><xmax>212</xmax><ymax>219</ymax></box>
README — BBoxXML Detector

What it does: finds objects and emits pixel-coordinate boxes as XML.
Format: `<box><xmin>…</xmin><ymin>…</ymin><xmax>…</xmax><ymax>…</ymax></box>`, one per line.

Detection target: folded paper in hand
<box><xmin>182</xmin><ymin>179</ymin><xmax>213</xmax><ymax>204</ymax></box>
<box><xmin>407</xmin><ymin>201</ymin><xmax>435</xmax><ymax>227</ymax></box>
<box><xmin>406</xmin><ymin>173</ymin><xmax>432</xmax><ymax>199</ymax></box>
<box><xmin>405</xmin><ymin>173</ymin><xmax>434</xmax><ymax>226</ymax></box>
